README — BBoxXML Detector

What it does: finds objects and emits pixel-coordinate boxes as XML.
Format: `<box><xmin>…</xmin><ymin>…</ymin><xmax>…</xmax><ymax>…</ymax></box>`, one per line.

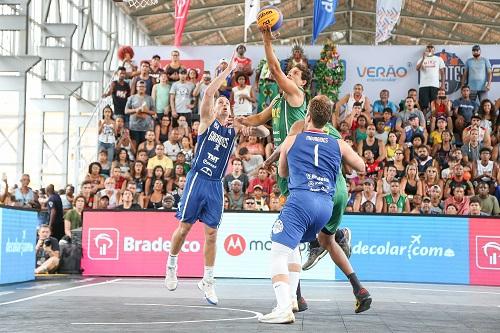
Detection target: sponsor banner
<box><xmin>81</xmin><ymin>211</ymin><xmax>204</xmax><ymax>277</ymax></box>
<box><xmin>336</xmin><ymin>215</ymin><xmax>469</xmax><ymax>284</ymax></box>
<box><xmin>132</xmin><ymin>45</ymin><xmax>500</xmax><ymax>102</ymax></box>
<box><xmin>469</xmin><ymin>218</ymin><xmax>500</xmax><ymax>286</ymax></box>
<box><xmin>0</xmin><ymin>207</ymin><xmax>38</xmax><ymax>284</ymax></box>
<box><xmin>216</xmin><ymin>213</ymin><xmax>335</xmax><ymax>280</ymax></box>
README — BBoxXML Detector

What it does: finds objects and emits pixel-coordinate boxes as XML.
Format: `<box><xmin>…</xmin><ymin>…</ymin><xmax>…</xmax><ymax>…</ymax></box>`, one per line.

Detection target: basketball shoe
<box><xmin>164</xmin><ymin>266</ymin><xmax>178</xmax><ymax>291</ymax></box>
<box><xmin>259</xmin><ymin>305</ymin><xmax>295</xmax><ymax>324</ymax></box>
<box><xmin>198</xmin><ymin>278</ymin><xmax>218</xmax><ymax>305</ymax></box>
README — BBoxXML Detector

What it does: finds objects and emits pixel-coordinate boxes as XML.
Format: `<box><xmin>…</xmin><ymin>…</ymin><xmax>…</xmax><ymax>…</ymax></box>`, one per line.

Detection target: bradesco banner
<box><xmin>336</xmin><ymin>215</ymin><xmax>469</xmax><ymax>284</ymax></box>
<box><xmin>216</xmin><ymin>213</ymin><xmax>335</xmax><ymax>280</ymax></box>
<box><xmin>81</xmin><ymin>211</ymin><xmax>204</xmax><ymax>277</ymax></box>
<box><xmin>469</xmin><ymin>217</ymin><xmax>500</xmax><ymax>286</ymax></box>
<box><xmin>0</xmin><ymin>206</ymin><xmax>38</xmax><ymax>284</ymax></box>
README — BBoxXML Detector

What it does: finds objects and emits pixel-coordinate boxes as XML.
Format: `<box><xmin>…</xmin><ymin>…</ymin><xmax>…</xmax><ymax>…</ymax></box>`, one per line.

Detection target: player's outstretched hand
<box><xmin>260</xmin><ymin>26</ymin><xmax>279</xmax><ymax>42</ymax></box>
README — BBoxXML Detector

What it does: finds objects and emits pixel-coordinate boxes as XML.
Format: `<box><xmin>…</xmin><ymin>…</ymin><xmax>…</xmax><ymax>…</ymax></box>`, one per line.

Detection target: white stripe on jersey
<box><xmin>180</xmin><ymin>172</ymin><xmax>199</xmax><ymax>221</ymax></box>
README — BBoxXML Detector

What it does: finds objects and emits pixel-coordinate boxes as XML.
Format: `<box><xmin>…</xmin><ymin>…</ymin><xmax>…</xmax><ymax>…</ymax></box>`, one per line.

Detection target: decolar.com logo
<box><xmin>5</xmin><ymin>229</ymin><xmax>34</xmax><ymax>256</ymax></box>
<box><xmin>352</xmin><ymin>234</ymin><xmax>455</xmax><ymax>260</ymax></box>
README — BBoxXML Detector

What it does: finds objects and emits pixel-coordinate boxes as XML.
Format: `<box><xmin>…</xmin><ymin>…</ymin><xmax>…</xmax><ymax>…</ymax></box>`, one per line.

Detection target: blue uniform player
<box><xmin>165</xmin><ymin>53</ymin><xmax>269</xmax><ymax>305</ymax></box>
<box><xmin>259</xmin><ymin>96</ymin><xmax>365</xmax><ymax>324</ymax></box>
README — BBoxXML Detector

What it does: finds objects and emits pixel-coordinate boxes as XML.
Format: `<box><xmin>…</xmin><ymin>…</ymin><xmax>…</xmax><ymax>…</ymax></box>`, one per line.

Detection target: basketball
<box><xmin>257</xmin><ymin>6</ymin><xmax>283</xmax><ymax>32</ymax></box>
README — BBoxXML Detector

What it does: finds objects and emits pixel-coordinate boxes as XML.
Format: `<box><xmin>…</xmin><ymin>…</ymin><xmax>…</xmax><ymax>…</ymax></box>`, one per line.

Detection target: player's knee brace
<box><xmin>270</xmin><ymin>242</ymin><xmax>293</xmax><ymax>277</ymax></box>
<box><xmin>288</xmin><ymin>246</ymin><xmax>301</xmax><ymax>265</ymax></box>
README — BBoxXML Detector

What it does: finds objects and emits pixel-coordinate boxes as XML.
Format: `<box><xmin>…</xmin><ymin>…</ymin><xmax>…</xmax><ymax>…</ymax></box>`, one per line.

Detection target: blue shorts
<box><xmin>271</xmin><ymin>191</ymin><xmax>333</xmax><ymax>249</ymax></box>
<box><xmin>175</xmin><ymin>171</ymin><xmax>224</xmax><ymax>229</ymax></box>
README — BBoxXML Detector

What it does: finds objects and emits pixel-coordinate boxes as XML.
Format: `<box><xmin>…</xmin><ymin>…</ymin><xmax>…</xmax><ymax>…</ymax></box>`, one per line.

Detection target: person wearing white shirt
<box><xmin>416</xmin><ymin>45</ymin><xmax>445</xmax><ymax>113</ymax></box>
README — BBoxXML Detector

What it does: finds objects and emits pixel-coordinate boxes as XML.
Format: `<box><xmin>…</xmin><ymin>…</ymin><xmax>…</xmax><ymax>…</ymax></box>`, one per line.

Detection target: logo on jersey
<box><xmin>224</xmin><ymin>234</ymin><xmax>246</xmax><ymax>256</ymax></box>
<box><xmin>272</xmin><ymin>220</ymin><xmax>284</xmax><ymax>234</ymax></box>
<box><xmin>207</xmin><ymin>131</ymin><xmax>229</xmax><ymax>151</ymax></box>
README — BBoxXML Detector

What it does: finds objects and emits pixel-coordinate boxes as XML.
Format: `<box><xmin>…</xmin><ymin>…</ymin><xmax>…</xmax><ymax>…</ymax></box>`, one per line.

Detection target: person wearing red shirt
<box><xmin>247</xmin><ymin>167</ymin><xmax>274</xmax><ymax>195</ymax></box>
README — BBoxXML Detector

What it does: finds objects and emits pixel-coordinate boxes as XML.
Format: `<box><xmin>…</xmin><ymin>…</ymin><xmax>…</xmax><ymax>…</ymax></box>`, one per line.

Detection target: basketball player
<box><xmin>240</xmin><ymin>26</ymin><xmax>310</xmax><ymax>310</ymax></box>
<box><xmin>265</xmin><ymin>110</ymin><xmax>372</xmax><ymax>314</ymax></box>
<box><xmin>259</xmin><ymin>96</ymin><xmax>366</xmax><ymax>324</ymax></box>
<box><xmin>164</xmin><ymin>52</ymin><xmax>269</xmax><ymax>305</ymax></box>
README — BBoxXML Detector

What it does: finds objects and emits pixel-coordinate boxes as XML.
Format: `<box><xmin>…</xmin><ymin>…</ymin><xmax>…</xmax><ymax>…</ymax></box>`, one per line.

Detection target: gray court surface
<box><xmin>1</xmin><ymin>277</ymin><xmax>499</xmax><ymax>333</ymax></box>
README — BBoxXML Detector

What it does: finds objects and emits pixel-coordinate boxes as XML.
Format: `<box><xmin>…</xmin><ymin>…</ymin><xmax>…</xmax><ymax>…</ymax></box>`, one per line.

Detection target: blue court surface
<box><xmin>1</xmin><ymin>277</ymin><xmax>499</xmax><ymax>332</ymax></box>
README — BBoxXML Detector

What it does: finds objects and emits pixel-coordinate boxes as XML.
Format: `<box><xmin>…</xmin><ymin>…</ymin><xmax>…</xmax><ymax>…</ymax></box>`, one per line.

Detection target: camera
<box><xmin>44</xmin><ymin>239</ymin><xmax>52</xmax><ymax>247</ymax></box>
<box><xmin>438</xmin><ymin>96</ymin><xmax>446</xmax><ymax>100</ymax></box>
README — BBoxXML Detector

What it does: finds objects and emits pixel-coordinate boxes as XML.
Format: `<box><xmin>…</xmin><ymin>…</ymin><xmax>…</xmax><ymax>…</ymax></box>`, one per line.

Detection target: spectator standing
<box><xmin>60</xmin><ymin>185</ymin><xmax>75</xmax><ymax>210</ymax></box>
<box><xmin>152</xmin><ymin>72</ymin><xmax>171</xmax><ymax>119</ymax></box>
<box><xmin>131</xmin><ymin>61</ymin><xmax>154</xmax><ymax>96</ymax></box>
<box><xmin>35</xmin><ymin>225</ymin><xmax>60</xmax><ymax>274</ymax></box>
<box><xmin>234</xmin><ymin>44</ymin><xmax>254</xmax><ymax>79</ymax></box>
<box><xmin>125</xmin><ymin>80</ymin><xmax>156</xmax><ymax>146</ymax></box>
<box><xmin>14</xmin><ymin>174</ymin><xmax>37</xmax><ymax>208</ymax></box>
<box><xmin>102</xmin><ymin>67</ymin><xmax>130</xmax><ymax>121</ymax></box>
<box><xmin>150</xmin><ymin>54</ymin><xmax>165</xmax><ymax>83</ymax></box>
<box><xmin>170</xmin><ymin>68</ymin><xmax>195</xmax><ymax>124</ymax></box>
<box><xmin>461</xmin><ymin>45</ymin><xmax>492</xmax><ymax>102</ymax></box>
<box><xmin>231</xmin><ymin>73</ymin><xmax>255</xmax><ymax>116</ymax></box>
<box><xmin>214</xmin><ymin>58</ymin><xmax>232</xmax><ymax>99</ymax></box>
<box><xmin>416</xmin><ymin>44</ymin><xmax>445</xmax><ymax>113</ymax></box>
<box><xmin>193</xmin><ymin>71</ymin><xmax>216</xmax><ymax>114</ymax></box>
<box><xmin>63</xmin><ymin>195</ymin><xmax>85</xmax><ymax>238</ymax></box>
<box><xmin>98</xmin><ymin>105</ymin><xmax>116</xmax><ymax>164</ymax></box>
<box><xmin>117</xmin><ymin>45</ymin><xmax>138</xmax><ymax>79</ymax></box>
<box><xmin>164</xmin><ymin>49</ymin><xmax>184</xmax><ymax>83</ymax></box>
<box><xmin>46</xmin><ymin>185</ymin><xmax>64</xmax><ymax>240</ymax></box>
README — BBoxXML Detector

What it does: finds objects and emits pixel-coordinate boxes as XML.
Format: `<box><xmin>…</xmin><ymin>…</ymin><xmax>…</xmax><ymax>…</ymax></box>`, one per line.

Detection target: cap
<box><xmin>363</xmin><ymin>178</ymin><xmax>374</xmax><ymax>185</ymax></box>
<box><xmin>219</xmin><ymin>58</ymin><xmax>229</xmax><ymax>65</ymax></box>
<box><xmin>253</xmin><ymin>184</ymin><xmax>264</xmax><ymax>190</ymax></box>
<box><xmin>471</xmin><ymin>113</ymin><xmax>481</xmax><ymax>120</ymax></box>
<box><xmin>436</xmin><ymin>115</ymin><xmax>447</xmax><ymax>122</ymax></box>
<box><xmin>472</xmin><ymin>44</ymin><xmax>481</xmax><ymax>51</ymax></box>
<box><xmin>422</xmin><ymin>196</ymin><xmax>431</xmax><ymax>202</ymax></box>
<box><xmin>408</xmin><ymin>113</ymin><xmax>419</xmax><ymax>121</ymax></box>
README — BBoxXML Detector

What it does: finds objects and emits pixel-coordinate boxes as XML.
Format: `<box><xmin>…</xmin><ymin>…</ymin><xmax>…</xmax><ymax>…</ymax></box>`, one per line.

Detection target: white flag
<box><xmin>244</xmin><ymin>0</ymin><xmax>260</xmax><ymax>42</ymax></box>
<box><xmin>375</xmin><ymin>0</ymin><xmax>403</xmax><ymax>44</ymax></box>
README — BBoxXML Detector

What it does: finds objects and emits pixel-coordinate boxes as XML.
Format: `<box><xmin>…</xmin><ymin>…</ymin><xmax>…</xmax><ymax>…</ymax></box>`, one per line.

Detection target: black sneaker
<box><xmin>335</xmin><ymin>227</ymin><xmax>352</xmax><ymax>259</ymax></box>
<box><xmin>354</xmin><ymin>288</ymin><xmax>372</xmax><ymax>313</ymax></box>
<box><xmin>297</xmin><ymin>296</ymin><xmax>308</xmax><ymax>312</ymax></box>
<box><xmin>302</xmin><ymin>245</ymin><xmax>328</xmax><ymax>271</ymax></box>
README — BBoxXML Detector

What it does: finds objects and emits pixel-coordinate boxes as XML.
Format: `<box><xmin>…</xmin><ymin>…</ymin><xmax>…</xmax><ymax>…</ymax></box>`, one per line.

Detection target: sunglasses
<box><xmin>246</xmin><ymin>201</ymin><xmax>255</xmax><ymax>205</ymax></box>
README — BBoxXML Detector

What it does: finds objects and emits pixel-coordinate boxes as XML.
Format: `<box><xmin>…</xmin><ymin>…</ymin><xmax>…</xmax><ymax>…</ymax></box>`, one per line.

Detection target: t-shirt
<box><xmin>126</xmin><ymin>95</ymin><xmax>155</xmax><ymax>131</ymax></box>
<box><xmin>163</xmin><ymin>141</ymin><xmax>182</xmax><ymax>162</ymax></box>
<box><xmin>417</xmin><ymin>55</ymin><xmax>445</xmax><ymax>88</ymax></box>
<box><xmin>465</xmin><ymin>57</ymin><xmax>492</xmax><ymax>91</ymax></box>
<box><xmin>147</xmin><ymin>155</ymin><xmax>173</xmax><ymax>171</ymax></box>
<box><xmin>242</xmin><ymin>155</ymin><xmax>264</xmax><ymax>175</ymax></box>
<box><xmin>47</xmin><ymin>194</ymin><xmax>64</xmax><ymax>240</ymax></box>
<box><xmin>36</xmin><ymin>236</ymin><xmax>60</xmax><ymax>261</ymax></box>
<box><xmin>223</xmin><ymin>173</ymin><xmax>249</xmax><ymax>193</ymax></box>
<box><xmin>63</xmin><ymin>209</ymin><xmax>82</xmax><ymax>230</ymax></box>
<box><xmin>170</xmin><ymin>81</ymin><xmax>195</xmax><ymax>114</ymax></box>
<box><xmin>372</xmin><ymin>100</ymin><xmax>398</xmax><ymax>114</ymax></box>
<box><xmin>396</xmin><ymin>109</ymin><xmax>426</xmax><ymax>128</ymax></box>
<box><xmin>452</xmin><ymin>98</ymin><xmax>478</xmax><ymax>124</ymax></box>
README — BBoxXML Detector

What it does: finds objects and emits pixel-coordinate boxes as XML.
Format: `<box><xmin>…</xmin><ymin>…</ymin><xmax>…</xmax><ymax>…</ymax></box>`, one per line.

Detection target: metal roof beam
<box><xmin>132</xmin><ymin>0</ymin><xmax>242</xmax><ymax>17</ymax></box>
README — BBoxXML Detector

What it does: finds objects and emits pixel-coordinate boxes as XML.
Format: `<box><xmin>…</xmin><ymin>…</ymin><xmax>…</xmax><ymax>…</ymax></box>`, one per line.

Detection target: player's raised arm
<box><xmin>199</xmin><ymin>52</ymin><xmax>235</xmax><ymax>122</ymax></box>
<box><xmin>338</xmin><ymin>139</ymin><xmax>365</xmax><ymax>172</ymax></box>
<box><xmin>261</xmin><ymin>27</ymin><xmax>303</xmax><ymax>105</ymax></box>
<box><xmin>278</xmin><ymin>134</ymin><xmax>296</xmax><ymax>178</ymax></box>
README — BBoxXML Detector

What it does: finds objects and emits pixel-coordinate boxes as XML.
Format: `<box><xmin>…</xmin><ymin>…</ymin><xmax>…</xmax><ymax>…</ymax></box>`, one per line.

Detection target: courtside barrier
<box><xmin>81</xmin><ymin>211</ymin><xmax>500</xmax><ymax>285</ymax></box>
<box><xmin>0</xmin><ymin>205</ymin><xmax>38</xmax><ymax>284</ymax></box>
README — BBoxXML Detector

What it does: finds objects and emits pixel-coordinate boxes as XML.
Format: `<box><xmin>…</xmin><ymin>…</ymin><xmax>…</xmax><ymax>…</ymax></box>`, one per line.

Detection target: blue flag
<box><xmin>312</xmin><ymin>0</ymin><xmax>338</xmax><ymax>44</ymax></box>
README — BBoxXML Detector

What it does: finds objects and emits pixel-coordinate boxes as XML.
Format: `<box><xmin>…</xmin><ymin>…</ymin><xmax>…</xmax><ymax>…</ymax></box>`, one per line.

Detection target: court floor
<box><xmin>1</xmin><ymin>277</ymin><xmax>499</xmax><ymax>332</ymax></box>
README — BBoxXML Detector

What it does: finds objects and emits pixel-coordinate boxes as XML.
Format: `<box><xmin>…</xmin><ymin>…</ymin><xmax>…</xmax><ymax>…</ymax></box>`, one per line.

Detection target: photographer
<box><xmin>35</xmin><ymin>225</ymin><xmax>60</xmax><ymax>274</ymax></box>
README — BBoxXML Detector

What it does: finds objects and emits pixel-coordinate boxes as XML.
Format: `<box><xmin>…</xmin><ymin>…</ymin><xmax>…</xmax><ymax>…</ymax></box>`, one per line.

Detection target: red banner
<box><xmin>469</xmin><ymin>217</ymin><xmax>500</xmax><ymax>286</ymax></box>
<box><xmin>81</xmin><ymin>211</ymin><xmax>205</xmax><ymax>277</ymax></box>
<box><xmin>174</xmin><ymin>0</ymin><xmax>191</xmax><ymax>46</ymax></box>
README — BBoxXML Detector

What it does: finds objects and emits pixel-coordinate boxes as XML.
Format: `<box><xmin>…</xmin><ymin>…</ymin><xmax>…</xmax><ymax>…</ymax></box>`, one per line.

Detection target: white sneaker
<box><xmin>164</xmin><ymin>266</ymin><xmax>178</xmax><ymax>291</ymax></box>
<box><xmin>198</xmin><ymin>279</ymin><xmax>218</xmax><ymax>305</ymax></box>
<box><xmin>259</xmin><ymin>305</ymin><xmax>295</xmax><ymax>324</ymax></box>
<box><xmin>291</xmin><ymin>298</ymin><xmax>299</xmax><ymax>313</ymax></box>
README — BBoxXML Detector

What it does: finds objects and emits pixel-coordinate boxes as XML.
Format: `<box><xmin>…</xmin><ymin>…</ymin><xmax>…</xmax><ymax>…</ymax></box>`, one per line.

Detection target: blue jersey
<box><xmin>287</xmin><ymin>130</ymin><xmax>342</xmax><ymax>198</ymax></box>
<box><xmin>191</xmin><ymin>119</ymin><xmax>236</xmax><ymax>180</ymax></box>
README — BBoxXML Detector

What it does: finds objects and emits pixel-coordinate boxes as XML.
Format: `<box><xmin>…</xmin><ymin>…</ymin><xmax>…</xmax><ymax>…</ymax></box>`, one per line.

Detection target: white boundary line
<box><xmin>0</xmin><ymin>279</ymin><xmax>121</xmax><ymax>306</ymax></box>
<box><xmin>71</xmin><ymin>303</ymin><xmax>263</xmax><ymax>325</ymax></box>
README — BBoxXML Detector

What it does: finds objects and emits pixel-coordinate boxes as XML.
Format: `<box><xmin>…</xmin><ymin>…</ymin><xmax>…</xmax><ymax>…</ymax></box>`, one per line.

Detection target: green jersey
<box><xmin>271</xmin><ymin>92</ymin><xmax>307</xmax><ymax>147</ymax></box>
<box><xmin>322</xmin><ymin>122</ymin><xmax>342</xmax><ymax>140</ymax></box>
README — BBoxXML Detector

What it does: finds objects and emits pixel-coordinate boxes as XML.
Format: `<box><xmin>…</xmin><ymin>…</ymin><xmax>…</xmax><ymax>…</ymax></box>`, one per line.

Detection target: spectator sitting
<box><xmin>377</xmin><ymin>165</ymin><xmax>399</xmax><ymax>196</ymax></box>
<box><xmin>215</xmin><ymin>58</ymin><xmax>232</xmax><ymax>99</ymax></box>
<box><xmin>61</xmin><ymin>184</ymin><xmax>75</xmax><ymax>211</ymax></box>
<box><xmin>353</xmin><ymin>114</ymin><xmax>367</xmax><ymax>145</ymax></box>
<box><xmin>398</xmin><ymin>88</ymin><xmax>420</xmax><ymax>111</ymax></box>
<box><xmin>127</xmin><ymin>180</ymin><xmax>145</xmax><ymax>208</ymax></box>
<box><xmin>412</xmin><ymin>145</ymin><xmax>439</xmax><ymax>176</ymax></box>
<box><xmin>80</xmin><ymin>180</ymin><xmax>95</xmax><ymax>209</ymax></box>
<box><xmin>137</xmin><ymin>130</ymin><xmax>157</xmax><ymax>159</ymax></box>
<box><xmin>385</xmin><ymin>132</ymin><xmax>401</xmax><ymax>162</ymax></box>
<box><xmin>252</xmin><ymin>184</ymin><xmax>269</xmax><ymax>211</ymax></box>
<box><xmin>339</xmin><ymin>121</ymin><xmax>352</xmax><ymax>140</ymax></box>
<box><xmin>453</xmin><ymin>85</ymin><xmax>479</xmax><ymax>137</ymax></box>
<box><xmin>353</xmin><ymin>178</ymin><xmax>377</xmax><ymax>212</ymax></box>
<box><xmin>462</xmin><ymin>114</ymin><xmax>491</xmax><ymax>147</ymax></box>
<box><xmin>363</xmin><ymin>150</ymin><xmax>384</xmax><ymax>180</ymax></box>
<box><xmin>175</xmin><ymin>152</ymin><xmax>191</xmax><ymax>174</ymax></box>
<box><xmin>248</xmin><ymin>167</ymin><xmax>274</xmax><ymax>195</ymax></box>
<box><xmin>382</xmin><ymin>108</ymin><xmax>397</xmax><ymax>133</ymax></box>
<box><xmin>170</xmin><ymin>175</ymin><xmax>186</xmax><ymax>208</ymax></box>
<box><xmin>167</xmin><ymin>164</ymin><xmax>186</xmax><ymax>193</ymax></box>
<box><xmin>240</xmin><ymin>135</ymin><xmax>266</xmax><ymax>158</ymax></box>
<box><xmin>35</xmin><ymin>225</ymin><xmax>60</xmax><ymax>274</ymax></box>
<box><xmin>372</xmin><ymin>89</ymin><xmax>398</xmax><ymax>120</ymax></box>
<box><xmin>403</xmin><ymin>133</ymin><xmax>424</xmax><ymax>164</ymax></box>
<box><xmin>112</xmin><ymin>148</ymin><xmax>132</xmax><ymax>178</ymax></box>
<box><xmin>164</xmin><ymin>128</ymin><xmax>182</xmax><ymax>163</ymax></box>
<box><xmin>170</xmin><ymin>68</ymin><xmax>195</xmax><ymax>125</ymax></box>
<box><xmin>359</xmin><ymin>200</ymin><xmax>375</xmax><ymax>213</ymax></box>
<box><xmin>115</xmin><ymin>128</ymin><xmax>136</xmax><ymax>162</ymax></box>
<box><xmin>145</xmin><ymin>165</ymin><xmax>166</xmax><ymax>196</ymax></box>
<box><xmin>243</xmin><ymin>196</ymin><xmax>259</xmax><ymax>211</ymax></box>
<box><xmin>125</xmin><ymin>80</ymin><xmax>156</xmax><ymax>146</ymax></box>
<box><xmin>155</xmin><ymin>115</ymin><xmax>172</xmax><ymax>144</ymax></box>
<box><xmin>444</xmin><ymin>164</ymin><xmax>475</xmax><ymax>199</ymax></box>
<box><xmin>230</xmin><ymin>72</ymin><xmax>255</xmax><ymax>117</ymax></box>
<box><xmin>136</xmin><ymin>149</ymin><xmax>149</xmax><ymax>165</ymax></box>
<box><xmin>14</xmin><ymin>174</ymin><xmax>37</xmax><ymax>208</ymax></box>
<box><xmin>387</xmin><ymin>202</ymin><xmax>399</xmax><ymax>214</ymax></box>
<box><xmin>374</xmin><ymin>120</ymin><xmax>388</xmax><ymax>144</ymax></box>
<box><xmin>409</xmin><ymin>194</ymin><xmax>423</xmax><ymax>213</ymax></box>
<box><xmin>401</xmin><ymin>114</ymin><xmax>428</xmax><ymax>146</ymax></box>
<box><xmin>228</xmin><ymin>179</ymin><xmax>244</xmax><ymax>210</ymax></box>
<box><xmin>85</xmin><ymin>162</ymin><xmax>105</xmax><ymax>194</ymax></box>
<box><xmin>0</xmin><ymin>174</ymin><xmax>10</xmax><ymax>205</ymax></box>
<box><xmin>378</xmin><ymin>179</ymin><xmax>410</xmax><ymax>213</ymax></box>
<box><xmin>97</xmin><ymin>150</ymin><xmax>111</xmax><ymax>178</ymax></box>
<box><xmin>428</xmin><ymin>184</ymin><xmax>444</xmax><ymax>214</ymax></box>
<box><xmin>146</xmin><ymin>179</ymin><xmax>165</xmax><ymax>209</ymax></box>
<box><xmin>478</xmin><ymin>99</ymin><xmax>496</xmax><ymax>140</ymax></box>
<box><xmin>223</xmin><ymin>158</ymin><xmax>249</xmax><ymax>193</ymax></box>
<box><xmin>472</xmin><ymin>181</ymin><xmax>499</xmax><ymax>216</ymax></box>
<box><xmin>469</xmin><ymin>196</ymin><xmax>489</xmax><ymax>216</ymax></box>
<box><xmin>396</xmin><ymin>96</ymin><xmax>426</xmax><ymax>131</ymax></box>
<box><xmin>193</xmin><ymin>71</ymin><xmax>216</xmax><ymax>114</ymax></box>
<box><xmin>130</xmin><ymin>161</ymin><xmax>147</xmax><ymax>194</ymax></box>
<box><xmin>63</xmin><ymin>195</ymin><xmax>84</xmax><ymax>239</ymax></box>
<box><xmin>96</xmin><ymin>177</ymin><xmax>120</xmax><ymax>209</ymax></box>
<box><xmin>269</xmin><ymin>196</ymin><xmax>283</xmax><ymax>212</ymax></box>
<box><xmin>387</xmin><ymin>148</ymin><xmax>406</xmax><ymax>179</ymax></box>
<box><xmin>445</xmin><ymin>203</ymin><xmax>459</xmax><ymax>215</ymax></box>
<box><xmin>147</xmin><ymin>144</ymin><xmax>173</xmax><ymax>178</ymax></box>
<box><xmin>97</xmin><ymin>195</ymin><xmax>109</xmax><ymax>209</ymax></box>
<box><xmin>432</xmin><ymin>130</ymin><xmax>455</xmax><ymax>170</ymax></box>
<box><xmin>336</xmin><ymin>84</ymin><xmax>372</xmax><ymax>123</ymax></box>
<box><xmin>429</xmin><ymin>88</ymin><xmax>453</xmax><ymax>131</ymax></box>
<box><xmin>110</xmin><ymin>166</ymin><xmax>127</xmax><ymax>191</ymax></box>
<box><xmin>419</xmin><ymin>196</ymin><xmax>438</xmax><ymax>214</ymax></box>
<box><xmin>180</xmin><ymin>137</ymin><xmax>194</xmax><ymax>165</ymax></box>
<box><xmin>444</xmin><ymin>186</ymin><xmax>470</xmax><ymax>215</ymax></box>
<box><xmin>472</xmin><ymin>147</ymin><xmax>497</xmax><ymax>179</ymax></box>
<box><xmin>429</xmin><ymin>116</ymin><xmax>449</xmax><ymax>146</ymax></box>
<box><xmin>116</xmin><ymin>189</ymin><xmax>141</xmax><ymax>210</ymax></box>
<box><xmin>162</xmin><ymin>193</ymin><xmax>175</xmax><ymax>210</ymax></box>
<box><xmin>239</xmin><ymin>147</ymin><xmax>263</xmax><ymax>176</ymax></box>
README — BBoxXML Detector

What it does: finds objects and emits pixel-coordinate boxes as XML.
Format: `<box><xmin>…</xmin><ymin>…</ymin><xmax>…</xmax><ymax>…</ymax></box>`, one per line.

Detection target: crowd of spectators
<box><xmin>1</xmin><ymin>44</ymin><xmax>499</xmax><ymax>236</ymax></box>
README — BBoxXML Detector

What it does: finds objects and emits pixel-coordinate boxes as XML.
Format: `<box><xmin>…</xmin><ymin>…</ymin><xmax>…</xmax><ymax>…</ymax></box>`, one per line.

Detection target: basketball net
<box><xmin>125</xmin><ymin>0</ymin><xmax>158</xmax><ymax>9</ymax></box>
